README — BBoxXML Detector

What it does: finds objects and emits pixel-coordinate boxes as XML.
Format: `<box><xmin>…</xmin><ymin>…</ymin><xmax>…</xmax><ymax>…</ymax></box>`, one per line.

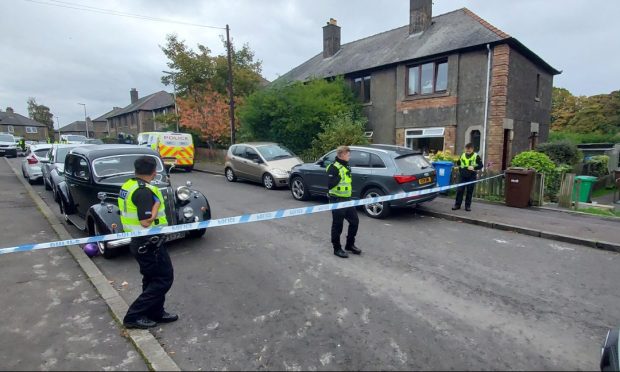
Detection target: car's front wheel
<box><xmin>92</xmin><ymin>222</ymin><xmax>115</xmax><ymax>259</ymax></box>
<box><xmin>44</xmin><ymin>176</ymin><xmax>52</xmax><ymax>190</ymax></box>
<box><xmin>59</xmin><ymin>197</ymin><xmax>74</xmax><ymax>226</ymax></box>
<box><xmin>225</xmin><ymin>167</ymin><xmax>237</xmax><ymax>182</ymax></box>
<box><xmin>290</xmin><ymin>176</ymin><xmax>310</xmax><ymax>201</ymax></box>
<box><xmin>362</xmin><ymin>188</ymin><xmax>391</xmax><ymax>219</ymax></box>
<box><xmin>263</xmin><ymin>173</ymin><xmax>275</xmax><ymax>190</ymax></box>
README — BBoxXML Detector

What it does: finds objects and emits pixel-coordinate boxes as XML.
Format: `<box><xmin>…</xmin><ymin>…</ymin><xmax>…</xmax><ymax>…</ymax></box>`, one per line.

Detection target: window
<box><xmin>405</xmin><ymin>127</ymin><xmax>445</xmax><ymax>155</ymax></box>
<box><xmin>75</xmin><ymin>158</ymin><xmax>90</xmax><ymax>180</ymax></box>
<box><xmin>470</xmin><ymin>130</ymin><xmax>481</xmax><ymax>152</ymax></box>
<box><xmin>25</xmin><ymin>127</ymin><xmax>38</xmax><ymax>133</ymax></box>
<box><xmin>232</xmin><ymin>145</ymin><xmax>245</xmax><ymax>157</ymax></box>
<box><xmin>256</xmin><ymin>144</ymin><xmax>295</xmax><ymax>161</ymax></box>
<box><xmin>321</xmin><ymin>151</ymin><xmax>337</xmax><ymax>167</ymax></box>
<box><xmin>370</xmin><ymin>154</ymin><xmax>386</xmax><ymax>168</ymax></box>
<box><xmin>535</xmin><ymin>73</ymin><xmax>541</xmax><ymax>100</ymax></box>
<box><xmin>7</xmin><ymin>125</ymin><xmax>14</xmax><ymax>133</ymax></box>
<box><xmin>407</xmin><ymin>60</ymin><xmax>448</xmax><ymax>96</ymax></box>
<box><xmin>349</xmin><ymin>150</ymin><xmax>371</xmax><ymax>168</ymax></box>
<box><xmin>245</xmin><ymin>147</ymin><xmax>261</xmax><ymax>162</ymax></box>
<box><xmin>353</xmin><ymin>75</ymin><xmax>371</xmax><ymax>103</ymax></box>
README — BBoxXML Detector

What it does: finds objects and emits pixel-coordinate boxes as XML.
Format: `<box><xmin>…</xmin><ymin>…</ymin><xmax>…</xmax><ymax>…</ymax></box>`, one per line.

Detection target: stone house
<box><xmin>57</xmin><ymin>120</ymin><xmax>97</xmax><ymax>138</ymax></box>
<box><xmin>105</xmin><ymin>89</ymin><xmax>175</xmax><ymax>138</ymax></box>
<box><xmin>0</xmin><ymin>107</ymin><xmax>49</xmax><ymax>142</ymax></box>
<box><xmin>277</xmin><ymin>0</ymin><xmax>560</xmax><ymax>170</ymax></box>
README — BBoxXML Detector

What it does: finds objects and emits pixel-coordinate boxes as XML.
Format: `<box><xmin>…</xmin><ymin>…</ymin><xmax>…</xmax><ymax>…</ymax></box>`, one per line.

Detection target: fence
<box><xmin>195</xmin><ymin>148</ymin><xmax>227</xmax><ymax>164</ymax></box>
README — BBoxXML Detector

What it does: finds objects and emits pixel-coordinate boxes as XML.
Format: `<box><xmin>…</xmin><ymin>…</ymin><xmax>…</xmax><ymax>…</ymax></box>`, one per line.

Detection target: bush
<box><xmin>549</xmin><ymin>131</ymin><xmax>620</xmax><ymax>144</ymax></box>
<box><xmin>536</xmin><ymin>141</ymin><xmax>582</xmax><ymax>166</ymax></box>
<box><xmin>546</xmin><ymin>164</ymin><xmax>574</xmax><ymax>202</ymax></box>
<box><xmin>583</xmin><ymin>155</ymin><xmax>609</xmax><ymax>177</ymax></box>
<box><xmin>303</xmin><ymin>111</ymin><xmax>369</xmax><ymax>160</ymax></box>
<box><xmin>510</xmin><ymin>151</ymin><xmax>555</xmax><ymax>174</ymax></box>
<box><xmin>429</xmin><ymin>150</ymin><xmax>458</xmax><ymax>163</ymax></box>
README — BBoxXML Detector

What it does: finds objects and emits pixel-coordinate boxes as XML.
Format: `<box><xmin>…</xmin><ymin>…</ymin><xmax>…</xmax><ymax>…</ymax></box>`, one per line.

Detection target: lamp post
<box><xmin>162</xmin><ymin>70</ymin><xmax>179</xmax><ymax>132</ymax></box>
<box><xmin>77</xmin><ymin>103</ymin><xmax>89</xmax><ymax>138</ymax></box>
<box><xmin>55</xmin><ymin>115</ymin><xmax>61</xmax><ymax>142</ymax></box>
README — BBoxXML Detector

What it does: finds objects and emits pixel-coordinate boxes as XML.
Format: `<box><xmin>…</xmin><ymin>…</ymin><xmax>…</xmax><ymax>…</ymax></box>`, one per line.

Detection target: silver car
<box><xmin>21</xmin><ymin>144</ymin><xmax>53</xmax><ymax>184</ymax></box>
<box><xmin>224</xmin><ymin>142</ymin><xmax>303</xmax><ymax>189</ymax></box>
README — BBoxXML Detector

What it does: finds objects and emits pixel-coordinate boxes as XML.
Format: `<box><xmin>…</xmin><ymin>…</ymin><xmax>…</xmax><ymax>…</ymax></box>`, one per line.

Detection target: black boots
<box><xmin>345</xmin><ymin>245</ymin><xmax>362</xmax><ymax>255</ymax></box>
<box><xmin>334</xmin><ymin>247</ymin><xmax>349</xmax><ymax>258</ymax></box>
<box><xmin>334</xmin><ymin>245</ymin><xmax>362</xmax><ymax>258</ymax></box>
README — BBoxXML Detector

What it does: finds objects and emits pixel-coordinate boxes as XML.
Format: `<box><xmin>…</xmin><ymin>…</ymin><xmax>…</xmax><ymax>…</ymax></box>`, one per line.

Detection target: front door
<box><xmin>68</xmin><ymin>155</ymin><xmax>94</xmax><ymax>218</ymax></box>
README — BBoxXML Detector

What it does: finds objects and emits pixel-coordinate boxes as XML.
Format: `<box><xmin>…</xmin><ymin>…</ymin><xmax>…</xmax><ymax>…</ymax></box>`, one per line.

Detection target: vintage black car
<box><xmin>57</xmin><ymin>145</ymin><xmax>212</xmax><ymax>258</ymax></box>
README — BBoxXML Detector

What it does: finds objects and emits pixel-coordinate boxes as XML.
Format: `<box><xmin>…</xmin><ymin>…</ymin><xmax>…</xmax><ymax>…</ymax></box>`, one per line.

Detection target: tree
<box><xmin>238</xmin><ymin>77</ymin><xmax>361</xmax><ymax>154</ymax></box>
<box><xmin>177</xmin><ymin>90</ymin><xmax>232</xmax><ymax>147</ymax></box>
<box><xmin>27</xmin><ymin>98</ymin><xmax>54</xmax><ymax>134</ymax></box>
<box><xmin>306</xmin><ymin>111</ymin><xmax>369</xmax><ymax>159</ymax></box>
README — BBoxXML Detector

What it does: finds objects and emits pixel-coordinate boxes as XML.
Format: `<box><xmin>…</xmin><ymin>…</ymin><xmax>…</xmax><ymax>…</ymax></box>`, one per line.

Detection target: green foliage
<box><xmin>26</xmin><ymin>97</ymin><xmax>54</xmax><ymax>133</ymax></box>
<box><xmin>160</xmin><ymin>34</ymin><xmax>262</xmax><ymax>98</ymax></box>
<box><xmin>535</xmin><ymin>141</ymin><xmax>582</xmax><ymax>166</ymax></box>
<box><xmin>429</xmin><ymin>150</ymin><xmax>458</xmax><ymax>163</ymax></box>
<box><xmin>583</xmin><ymin>155</ymin><xmax>609</xmax><ymax>177</ymax></box>
<box><xmin>510</xmin><ymin>151</ymin><xmax>555</xmax><ymax>174</ymax></box>
<box><xmin>546</xmin><ymin>164</ymin><xmax>574</xmax><ymax>202</ymax></box>
<box><xmin>153</xmin><ymin>112</ymin><xmax>180</xmax><ymax>132</ymax></box>
<box><xmin>549</xmin><ymin>131</ymin><xmax>620</xmax><ymax>144</ymax></box>
<box><xmin>304</xmin><ymin>112</ymin><xmax>369</xmax><ymax>160</ymax></box>
<box><xmin>238</xmin><ymin>77</ymin><xmax>360</xmax><ymax>154</ymax></box>
<box><xmin>577</xmin><ymin>207</ymin><xmax>620</xmax><ymax>218</ymax></box>
<box><xmin>551</xmin><ymin>87</ymin><xmax>620</xmax><ymax>137</ymax></box>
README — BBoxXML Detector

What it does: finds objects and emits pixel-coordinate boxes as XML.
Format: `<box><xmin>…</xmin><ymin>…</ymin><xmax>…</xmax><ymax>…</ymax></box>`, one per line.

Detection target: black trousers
<box><xmin>455</xmin><ymin>176</ymin><xmax>476</xmax><ymax>208</ymax></box>
<box><xmin>330</xmin><ymin>197</ymin><xmax>359</xmax><ymax>249</ymax></box>
<box><xmin>124</xmin><ymin>237</ymin><xmax>174</xmax><ymax>323</ymax></box>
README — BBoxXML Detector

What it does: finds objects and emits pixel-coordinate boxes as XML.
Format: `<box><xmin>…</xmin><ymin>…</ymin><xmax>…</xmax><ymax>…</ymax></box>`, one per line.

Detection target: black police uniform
<box><xmin>327</xmin><ymin>157</ymin><xmax>359</xmax><ymax>252</ymax></box>
<box><xmin>454</xmin><ymin>153</ymin><xmax>484</xmax><ymax>210</ymax></box>
<box><xmin>123</xmin><ymin>181</ymin><xmax>174</xmax><ymax>324</ymax></box>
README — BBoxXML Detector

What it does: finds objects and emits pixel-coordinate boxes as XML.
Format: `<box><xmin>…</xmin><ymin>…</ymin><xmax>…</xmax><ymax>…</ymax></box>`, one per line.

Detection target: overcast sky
<box><xmin>1</xmin><ymin>0</ymin><xmax>618</xmax><ymax>128</ymax></box>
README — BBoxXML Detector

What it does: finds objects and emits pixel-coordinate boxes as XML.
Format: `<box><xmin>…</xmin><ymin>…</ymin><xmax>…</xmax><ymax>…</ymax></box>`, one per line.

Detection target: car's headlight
<box><xmin>271</xmin><ymin>168</ymin><xmax>288</xmax><ymax>177</ymax></box>
<box><xmin>176</xmin><ymin>186</ymin><xmax>191</xmax><ymax>201</ymax></box>
<box><xmin>183</xmin><ymin>206</ymin><xmax>194</xmax><ymax>218</ymax></box>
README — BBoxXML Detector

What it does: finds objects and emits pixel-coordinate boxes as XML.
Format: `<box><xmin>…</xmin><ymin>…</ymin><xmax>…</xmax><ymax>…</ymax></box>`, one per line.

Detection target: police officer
<box><xmin>119</xmin><ymin>156</ymin><xmax>178</xmax><ymax>329</ymax></box>
<box><xmin>327</xmin><ymin>146</ymin><xmax>361</xmax><ymax>258</ymax></box>
<box><xmin>453</xmin><ymin>143</ymin><xmax>483</xmax><ymax>212</ymax></box>
<box><xmin>18</xmin><ymin>138</ymin><xmax>26</xmax><ymax>152</ymax></box>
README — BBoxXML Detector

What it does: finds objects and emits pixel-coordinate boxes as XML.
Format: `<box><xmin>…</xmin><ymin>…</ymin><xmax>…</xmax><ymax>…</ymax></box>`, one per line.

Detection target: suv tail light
<box><xmin>27</xmin><ymin>155</ymin><xmax>38</xmax><ymax>165</ymax></box>
<box><xmin>394</xmin><ymin>175</ymin><xmax>417</xmax><ymax>184</ymax></box>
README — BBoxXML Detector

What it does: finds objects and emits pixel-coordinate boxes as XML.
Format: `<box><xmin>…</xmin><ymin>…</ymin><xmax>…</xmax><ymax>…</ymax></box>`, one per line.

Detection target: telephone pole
<box><xmin>226</xmin><ymin>24</ymin><xmax>235</xmax><ymax>145</ymax></box>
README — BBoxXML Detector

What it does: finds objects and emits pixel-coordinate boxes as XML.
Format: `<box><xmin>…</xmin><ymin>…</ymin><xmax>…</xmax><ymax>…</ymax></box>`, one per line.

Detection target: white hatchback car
<box><xmin>21</xmin><ymin>144</ymin><xmax>53</xmax><ymax>184</ymax></box>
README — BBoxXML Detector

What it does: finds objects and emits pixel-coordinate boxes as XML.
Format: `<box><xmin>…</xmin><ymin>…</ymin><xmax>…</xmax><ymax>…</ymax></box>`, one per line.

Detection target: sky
<box><xmin>1</xmin><ymin>0</ymin><xmax>619</xmax><ymax>129</ymax></box>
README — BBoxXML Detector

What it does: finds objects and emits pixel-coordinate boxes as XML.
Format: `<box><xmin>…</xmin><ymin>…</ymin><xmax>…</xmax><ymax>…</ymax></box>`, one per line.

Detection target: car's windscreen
<box><xmin>0</xmin><ymin>135</ymin><xmax>14</xmax><ymax>142</ymax></box>
<box><xmin>56</xmin><ymin>148</ymin><xmax>73</xmax><ymax>163</ymax></box>
<box><xmin>256</xmin><ymin>144</ymin><xmax>295</xmax><ymax>161</ymax></box>
<box><xmin>394</xmin><ymin>154</ymin><xmax>432</xmax><ymax>173</ymax></box>
<box><xmin>92</xmin><ymin>155</ymin><xmax>164</xmax><ymax>177</ymax></box>
<box><xmin>67</xmin><ymin>135</ymin><xmax>87</xmax><ymax>142</ymax></box>
<box><xmin>34</xmin><ymin>148</ymin><xmax>50</xmax><ymax>157</ymax></box>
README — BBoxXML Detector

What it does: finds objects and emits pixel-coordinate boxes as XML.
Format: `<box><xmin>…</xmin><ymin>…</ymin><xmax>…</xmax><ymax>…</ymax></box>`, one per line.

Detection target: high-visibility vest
<box><xmin>460</xmin><ymin>153</ymin><xmax>479</xmax><ymax>168</ymax></box>
<box><xmin>327</xmin><ymin>161</ymin><xmax>352</xmax><ymax>198</ymax></box>
<box><xmin>118</xmin><ymin>178</ymin><xmax>168</xmax><ymax>232</ymax></box>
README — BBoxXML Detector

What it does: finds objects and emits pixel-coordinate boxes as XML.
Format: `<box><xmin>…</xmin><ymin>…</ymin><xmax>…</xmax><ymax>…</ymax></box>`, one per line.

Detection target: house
<box><xmin>105</xmin><ymin>89</ymin><xmax>175</xmax><ymax>138</ymax></box>
<box><xmin>0</xmin><ymin>107</ymin><xmax>49</xmax><ymax>142</ymax></box>
<box><xmin>57</xmin><ymin>120</ymin><xmax>95</xmax><ymax>138</ymax></box>
<box><xmin>277</xmin><ymin>0</ymin><xmax>561</xmax><ymax>170</ymax></box>
<box><xmin>92</xmin><ymin>107</ymin><xmax>123</xmax><ymax>138</ymax></box>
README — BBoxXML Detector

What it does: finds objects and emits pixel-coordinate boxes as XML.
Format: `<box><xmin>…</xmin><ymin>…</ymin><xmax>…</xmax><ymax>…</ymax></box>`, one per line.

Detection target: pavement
<box><xmin>6</xmin><ymin>156</ymin><xmax>620</xmax><ymax>370</ymax></box>
<box><xmin>0</xmin><ymin>158</ymin><xmax>146</xmax><ymax>371</ymax></box>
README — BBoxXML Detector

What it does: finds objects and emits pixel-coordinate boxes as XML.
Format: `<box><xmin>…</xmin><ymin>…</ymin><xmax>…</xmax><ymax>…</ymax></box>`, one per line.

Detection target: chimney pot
<box><xmin>409</xmin><ymin>0</ymin><xmax>433</xmax><ymax>35</ymax></box>
<box><xmin>322</xmin><ymin>19</ymin><xmax>341</xmax><ymax>58</ymax></box>
<box><xmin>130</xmin><ymin>88</ymin><xmax>139</xmax><ymax>104</ymax></box>
<box><xmin>5</xmin><ymin>107</ymin><xmax>14</xmax><ymax>113</ymax></box>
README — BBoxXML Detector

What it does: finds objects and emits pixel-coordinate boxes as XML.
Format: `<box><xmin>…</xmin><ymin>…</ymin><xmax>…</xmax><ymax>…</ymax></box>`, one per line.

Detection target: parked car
<box><xmin>41</xmin><ymin>144</ymin><xmax>88</xmax><ymax>202</ymax></box>
<box><xmin>60</xmin><ymin>134</ymin><xmax>88</xmax><ymax>144</ymax></box>
<box><xmin>57</xmin><ymin>145</ymin><xmax>212</xmax><ymax>258</ymax></box>
<box><xmin>21</xmin><ymin>144</ymin><xmax>53</xmax><ymax>184</ymax></box>
<box><xmin>289</xmin><ymin>144</ymin><xmax>438</xmax><ymax>218</ymax></box>
<box><xmin>82</xmin><ymin>139</ymin><xmax>104</xmax><ymax>145</ymax></box>
<box><xmin>225</xmin><ymin>142</ymin><xmax>303</xmax><ymax>189</ymax></box>
<box><xmin>0</xmin><ymin>133</ymin><xmax>18</xmax><ymax>158</ymax></box>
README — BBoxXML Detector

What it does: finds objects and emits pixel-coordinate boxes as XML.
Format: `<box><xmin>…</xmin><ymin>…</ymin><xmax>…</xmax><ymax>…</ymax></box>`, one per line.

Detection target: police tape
<box><xmin>0</xmin><ymin>174</ymin><xmax>503</xmax><ymax>255</ymax></box>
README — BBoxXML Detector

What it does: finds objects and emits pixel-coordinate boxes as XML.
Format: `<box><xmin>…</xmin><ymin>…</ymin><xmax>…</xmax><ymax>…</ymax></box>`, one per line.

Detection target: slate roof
<box><xmin>93</xmin><ymin>107</ymin><xmax>123</xmax><ymax>122</ymax></box>
<box><xmin>278</xmin><ymin>8</ymin><xmax>559</xmax><ymax>83</ymax></box>
<box><xmin>59</xmin><ymin>120</ymin><xmax>94</xmax><ymax>132</ymax></box>
<box><xmin>0</xmin><ymin>111</ymin><xmax>47</xmax><ymax>127</ymax></box>
<box><xmin>107</xmin><ymin>91</ymin><xmax>174</xmax><ymax>118</ymax></box>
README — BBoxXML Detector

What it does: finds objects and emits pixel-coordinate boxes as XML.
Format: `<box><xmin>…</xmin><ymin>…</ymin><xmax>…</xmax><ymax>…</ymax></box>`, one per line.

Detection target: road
<box><xmin>8</xmin><ymin>157</ymin><xmax>619</xmax><ymax>370</ymax></box>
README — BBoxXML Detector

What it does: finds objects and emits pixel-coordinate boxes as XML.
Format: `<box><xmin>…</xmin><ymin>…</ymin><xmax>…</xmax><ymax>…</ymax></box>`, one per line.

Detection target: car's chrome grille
<box><xmin>160</xmin><ymin>187</ymin><xmax>177</xmax><ymax>225</ymax></box>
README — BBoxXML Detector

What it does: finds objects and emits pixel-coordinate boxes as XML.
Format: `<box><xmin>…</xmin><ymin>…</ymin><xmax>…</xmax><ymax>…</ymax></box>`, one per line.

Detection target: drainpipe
<box><xmin>481</xmin><ymin>43</ymin><xmax>491</xmax><ymax>162</ymax></box>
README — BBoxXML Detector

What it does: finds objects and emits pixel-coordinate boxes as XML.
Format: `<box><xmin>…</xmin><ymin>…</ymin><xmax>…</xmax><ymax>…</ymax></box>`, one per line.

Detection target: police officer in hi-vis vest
<box><xmin>453</xmin><ymin>143</ymin><xmax>484</xmax><ymax>212</ymax></box>
<box><xmin>327</xmin><ymin>146</ymin><xmax>362</xmax><ymax>258</ymax></box>
<box><xmin>119</xmin><ymin>156</ymin><xmax>178</xmax><ymax>329</ymax></box>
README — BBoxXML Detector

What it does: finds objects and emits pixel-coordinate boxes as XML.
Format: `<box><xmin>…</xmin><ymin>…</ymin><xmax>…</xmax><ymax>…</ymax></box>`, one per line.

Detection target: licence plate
<box><xmin>165</xmin><ymin>232</ymin><xmax>185</xmax><ymax>241</ymax></box>
<box><xmin>418</xmin><ymin>177</ymin><xmax>432</xmax><ymax>185</ymax></box>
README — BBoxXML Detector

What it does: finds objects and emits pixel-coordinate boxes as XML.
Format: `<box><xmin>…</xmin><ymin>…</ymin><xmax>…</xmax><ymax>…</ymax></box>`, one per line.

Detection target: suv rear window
<box><xmin>394</xmin><ymin>154</ymin><xmax>432</xmax><ymax>173</ymax></box>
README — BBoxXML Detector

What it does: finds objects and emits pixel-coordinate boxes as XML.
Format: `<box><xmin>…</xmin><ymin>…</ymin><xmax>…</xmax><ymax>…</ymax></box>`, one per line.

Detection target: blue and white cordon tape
<box><xmin>0</xmin><ymin>174</ymin><xmax>503</xmax><ymax>255</ymax></box>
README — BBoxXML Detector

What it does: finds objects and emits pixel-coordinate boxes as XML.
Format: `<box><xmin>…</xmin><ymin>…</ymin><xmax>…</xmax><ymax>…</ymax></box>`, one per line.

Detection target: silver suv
<box><xmin>289</xmin><ymin>144</ymin><xmax>438</xmax><ymax>218</ymax></box>
<box><xmin>225</xmin><ymin>142</ymin><xmax>303</xmax><ymax>189</ymax></box>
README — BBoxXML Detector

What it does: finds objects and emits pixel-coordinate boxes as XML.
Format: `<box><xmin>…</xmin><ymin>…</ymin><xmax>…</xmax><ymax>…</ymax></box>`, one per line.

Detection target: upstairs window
<box><xmin>26</xmin><ymin>126</ymin><xmax>38</xmax><ymax>134</ymax></box>
<box><xmin>353</xmin><ymin>75</ymin><xmax>371</xmax><ymax>103</ymax></box>
<box><xmin>407</xmin><ymin>60</ymin><xmax>448</xmax><ymax>96</ymax></box>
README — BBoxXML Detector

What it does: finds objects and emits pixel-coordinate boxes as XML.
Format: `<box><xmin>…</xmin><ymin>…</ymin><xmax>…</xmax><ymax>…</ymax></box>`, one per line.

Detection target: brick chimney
<box><xmin>409</xmin><ymin>0</ymin><xmax>433</xmax><ymax>35</ymax></box>
<box><xmin>323</xmin><ymin>18</ymin><xmax>341</xmax><ymax>58</ymax></box>
<box><xmin>5</xmin><ymin>107</ymin><xmax>14</xmax><ymax>113</ymax></box>
<box><xmin>130</xmin><ymin>88</ymin><xmax>139</xmax><ymax>104</ymax></box>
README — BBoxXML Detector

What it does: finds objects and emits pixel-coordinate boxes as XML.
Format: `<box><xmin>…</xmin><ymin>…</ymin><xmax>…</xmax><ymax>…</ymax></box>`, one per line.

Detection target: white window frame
<box><xmin>405</xmin><ymin>127</ymin><xmax>445</xmax><ymax>139</ymax></box>
<box><xmin>7</xmin><ymin>125</ymin><xmax>14</xmax><ymax>133</ymax></box>
<box><xmin>25</xmin><ymin>126</ymin><xmax>38</xmax><ymax>134</ymax></box>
